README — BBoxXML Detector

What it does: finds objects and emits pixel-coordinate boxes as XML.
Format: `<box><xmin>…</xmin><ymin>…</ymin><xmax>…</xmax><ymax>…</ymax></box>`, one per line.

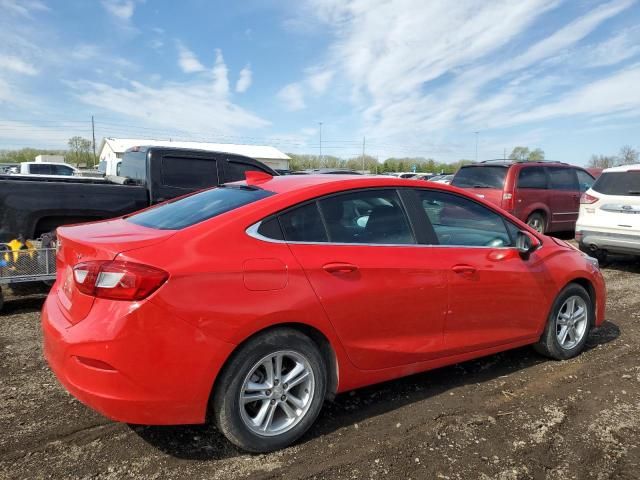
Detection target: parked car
<box><xmin>0</xmin><ymin>146</ymin><xmax>276</xmax><ymax>241</ymax></box>
<box><xmin>576</xmin><ymin>163</ymin><xmax>640</xmax><ymax>260</ymax></box>
<box><xmin>432</xmin><ymin>174</ymin><xmax>454</xmax><ymax>184</ymax></box>
<box><xmin>11</xmin><ymin>161</ymin><xmax>79</xmax><ymax>177</ymax></box>
<box><xmin>43</xmin><ymin>173</ymin><xmax>605</xmax><ymax>453</ymax></box>
<box><xmin>292</xmin><ymin>168</ymin><xmax>362</xmax><ymax>175</ymax></box>
<box><xmin>450</xmin><ymin>160</ymin><xmax>596</xmax><ymax>233</ymax></box>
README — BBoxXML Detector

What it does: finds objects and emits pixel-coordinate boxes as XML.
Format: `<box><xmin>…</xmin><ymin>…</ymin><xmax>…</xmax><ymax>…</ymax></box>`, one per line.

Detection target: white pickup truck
<box><xmin>9</xmin><ymin>162</ymin><xmax>80</xmax><ymax>177</ymax></box>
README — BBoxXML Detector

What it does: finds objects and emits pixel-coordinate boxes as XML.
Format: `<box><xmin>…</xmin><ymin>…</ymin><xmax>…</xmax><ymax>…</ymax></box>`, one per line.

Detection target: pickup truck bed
<box><xmin>0</xmin><ymin>174</ymin><xmax>147</xmax><ymax>241</ymax></box>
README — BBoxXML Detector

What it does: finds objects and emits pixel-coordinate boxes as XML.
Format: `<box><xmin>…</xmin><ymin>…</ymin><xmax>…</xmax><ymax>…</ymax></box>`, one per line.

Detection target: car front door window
<box><xmin>416</xmin><ymin>190</ymin><xmax>513</xmax><ymax>247</ymax></box>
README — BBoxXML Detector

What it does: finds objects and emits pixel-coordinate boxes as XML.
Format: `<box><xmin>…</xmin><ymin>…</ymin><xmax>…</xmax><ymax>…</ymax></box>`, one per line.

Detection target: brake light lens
<box><xmin>73</xmin><ymin>261</ymin><xmax>168</xmax><ymax>300</ymax></box>
<box><xmin>580</xmin><ymin>193</ymin><xmax>599</xmax><ymax>204</ymax></box>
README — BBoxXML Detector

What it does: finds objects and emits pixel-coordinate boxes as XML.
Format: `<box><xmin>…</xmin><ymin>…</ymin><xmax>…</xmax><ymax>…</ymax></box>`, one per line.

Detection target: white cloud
<box><xmin>68</xmin><ymin>76</ymin><xmax>269</xmax><ymax>135</ymax></box>
<box><xmin>584</xmin><ymin>26</ymin><xmax>640</xmax><ymax>68</ymax></box>
<box><xmin>177</xmin><ymin>42</ymin><xmax>205</xmax><ymax>73</ymax></box>
<box><xmin>277</xmin><ymin>83</ymin><xmax>306</xmax><ymax>111</ymax></box>
<box><xmin>297</xmin><ymin>0</ymin><xmax>636</xmax><ymax>146</ymax></box>
<box><xmin>235</xmin><ymin>64</ymin><xmax>252</xmax><ymax>93</ymax></box>
<box><xmin>212</xmin><ymin>49</ymin><xmax>230</xmax><ymax>96</ymax></box>
<box><xmin>71</xmin><ymin>44</ymin><xmax>100</xmax><ymax>61</ymax></box>
<box><xmin>101</xmin><ymin>0</ymin><xmax>136</xmax><ymax>20</ymax></box>
<box><xmin>307</xmin><ymin>69</ymin><xmax>333</xmax><ymax>94</ymax></box>
<box><xmin>507</xmin><ymin>65</ymin><xmax>640</xmax><ymax>125</ymax></box>
<box><xmin>0</xmin><ymin>0</ymin><xmax>48</xmax><ymax>18</ymax></box>
<box><xmin>0</xmin><ymin>54</ymin><xmax>38</xmax><ymax>75</ymax></box>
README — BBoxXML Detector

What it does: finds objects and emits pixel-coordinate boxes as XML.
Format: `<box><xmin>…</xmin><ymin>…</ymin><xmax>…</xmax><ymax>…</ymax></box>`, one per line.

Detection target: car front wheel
<box><xmin>534</xmin><ymin>284</ymin><xmax>593</xmax><ymax>360</ymax></box>
<box><xmin>212</xmin><ymin>328</ymin><xmax>327</xmax><ymax>452</ymax></box>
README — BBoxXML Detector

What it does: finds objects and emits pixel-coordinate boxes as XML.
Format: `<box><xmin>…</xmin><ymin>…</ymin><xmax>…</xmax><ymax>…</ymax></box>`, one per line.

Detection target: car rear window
<box><xmin>451</xmin><ymin>166</ymin><xmax>507</xmax><ymax>189</ymax></box>
<box><xmin>592</xmin><ymin>172</ymin><xmax>640</xmax><ymax>196</ymax></box>
<box><xmin>127</xmin><ymin>185</ymin><xmax>274</xmax><ymax>230</ymax></box>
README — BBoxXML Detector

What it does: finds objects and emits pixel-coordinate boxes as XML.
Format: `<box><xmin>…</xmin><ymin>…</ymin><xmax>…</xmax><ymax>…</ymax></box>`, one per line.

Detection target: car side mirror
<box><xmin>516</xmin><ymin>230</ymin><xmax>540</xmax><ymax>259</ymax></box>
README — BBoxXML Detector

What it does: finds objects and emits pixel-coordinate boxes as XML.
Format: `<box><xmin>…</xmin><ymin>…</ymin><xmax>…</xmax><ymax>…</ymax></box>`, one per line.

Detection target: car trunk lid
<box><xmin>55</xmin><ymin>218</ymin><xmax>175</xmax><ymax>324</ymax></box>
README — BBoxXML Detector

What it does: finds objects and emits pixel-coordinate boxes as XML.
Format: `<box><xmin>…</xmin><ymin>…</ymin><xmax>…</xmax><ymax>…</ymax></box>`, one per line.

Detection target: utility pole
<box><xmin>318</xmin><ymin>122</ymin><xmax>323</xmax><ymax>163</ymax></box>
<box><xmin>91</xmin><ymin>115</ymin><xmax>97</xmax><ymax>169</ymax></box>
<box><xmin>504</xmin><ymin>148</ymin><xmax>506</xmax><ymax>160</ymax></box>
<box><xmin>474</xmin><ymin>131</ymin><xmax>479</xmax><ymax>162</ymax></box>
<box><xmin>361</xmin><ymin>136</ymin><xmax>366</xmax><ymax>173</ymax></box>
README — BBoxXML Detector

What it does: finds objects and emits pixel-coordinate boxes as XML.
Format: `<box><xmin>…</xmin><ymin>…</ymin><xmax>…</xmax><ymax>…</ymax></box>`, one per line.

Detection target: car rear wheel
<box><xmin>212</xmin><ymin>328</ymin><xmax>327</xmax><ymax>452</ymax></box>
<box><xmin>526</xmin><ymin>212</ymin><xmax>546</xmax><ymax>234</ymax></box>
<box><xmin>534</xmin><ymin>284</ymin><xmax>593</xmax><ymax>360</ymax></box>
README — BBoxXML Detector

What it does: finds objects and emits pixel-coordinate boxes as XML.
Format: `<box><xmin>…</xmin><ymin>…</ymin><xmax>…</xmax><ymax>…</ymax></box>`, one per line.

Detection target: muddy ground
<box><xmin>1</xmin><ymin>260</ymin><xmax>639</xmax><ymax>480</ymax></box>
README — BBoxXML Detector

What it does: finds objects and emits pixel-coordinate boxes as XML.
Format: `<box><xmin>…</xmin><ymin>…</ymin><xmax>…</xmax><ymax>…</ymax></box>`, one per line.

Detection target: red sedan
<box><xmin>42</xmin><ymin>173</ymin><xmax>606</xmax><ymax>452</ymax></box>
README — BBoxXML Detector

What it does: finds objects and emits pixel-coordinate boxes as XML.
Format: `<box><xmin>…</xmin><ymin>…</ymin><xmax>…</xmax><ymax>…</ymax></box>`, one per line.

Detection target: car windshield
<box><xmin>592</xmin><ymin>171</ymin><xmax>640</xmax><ymax>196</ymax></box>
<box><xmin>451</xmin><ymin>166</ymin><xmax>507</xmax><ymax>189</ymax></box>
<box><xmin>127</xmin><ymin>185</ymin><xmax>274</xmax><ymax>230</ymax></box>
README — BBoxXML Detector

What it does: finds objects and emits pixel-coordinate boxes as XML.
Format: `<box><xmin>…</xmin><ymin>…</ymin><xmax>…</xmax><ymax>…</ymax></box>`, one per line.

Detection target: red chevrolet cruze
<box><xmin>42</xmin><ymin>173</ymin><xmax>605</xmax><ymax>452</ymax></box>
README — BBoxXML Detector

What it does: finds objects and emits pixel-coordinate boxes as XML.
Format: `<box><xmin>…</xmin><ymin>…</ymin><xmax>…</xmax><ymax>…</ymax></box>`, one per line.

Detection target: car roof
<box><xmin>240</xmin><ymin>173</ymin><xmax>460</xmax><ymax>195</ymax></box>
<box><xmin>603</xmin><ymin>163</ymin><xmax>640</xmax><ymax>173</ymax></box>
<box><xmin>464</xmin><ymin>160</ymin><xmax>574</xmax><ymax>168</ymax></box>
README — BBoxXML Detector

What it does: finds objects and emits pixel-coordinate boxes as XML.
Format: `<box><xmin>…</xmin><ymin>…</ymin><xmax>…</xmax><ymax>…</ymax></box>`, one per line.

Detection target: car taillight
<box><xmin>502</xmin><ymin>192</ymin><xmax>514</xmax><ymax>211</ymax></box>
<box><xmin>580</xmin><ymin>193</ymin><xmax>599</xmax><ymax>204</ymax></box>
<box><xmin>73</xmin><ymin>260</ymin><xmax>168</xmax><ymax>300</ymax></box>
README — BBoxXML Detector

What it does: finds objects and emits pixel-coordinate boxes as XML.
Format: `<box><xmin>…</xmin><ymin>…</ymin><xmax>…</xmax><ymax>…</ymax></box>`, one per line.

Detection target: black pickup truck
<box><xmin>0</xmin><ymin>146</ymin><xmax>277</xmax><ymax>241</ymax></box>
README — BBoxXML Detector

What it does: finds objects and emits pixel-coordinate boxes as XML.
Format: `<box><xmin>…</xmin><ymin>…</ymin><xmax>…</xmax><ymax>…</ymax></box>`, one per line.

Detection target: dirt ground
<box><xmin>1</xmin><ymin>259</ymin><xmax>639</xmax><ymax>480</ymax></box>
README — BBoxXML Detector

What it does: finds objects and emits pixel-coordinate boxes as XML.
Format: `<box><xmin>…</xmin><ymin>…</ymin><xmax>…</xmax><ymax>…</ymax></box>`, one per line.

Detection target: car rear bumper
<box><xmin>41</xmin><ymin>291</ymin><xmax>236</xmax><ymax>425</ymax></box>
<box><xmin>576</xmin><ymin>229</ymin><xmax>640</xmax><ymax>256</ymax></box>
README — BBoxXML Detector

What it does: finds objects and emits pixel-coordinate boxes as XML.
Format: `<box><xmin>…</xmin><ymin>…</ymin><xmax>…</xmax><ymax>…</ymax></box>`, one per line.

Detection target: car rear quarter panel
<box><xmin>117</xmin><ymin>212</ymin><xmax>360</xmax><ymax>393</ymax></box>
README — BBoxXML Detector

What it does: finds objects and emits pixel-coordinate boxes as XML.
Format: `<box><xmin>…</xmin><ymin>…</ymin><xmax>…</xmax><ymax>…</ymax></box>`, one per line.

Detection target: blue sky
<box><xmin>0</xmin><ymin>0</ymin><xmax>639</xmax><ymax>165</ymax></box>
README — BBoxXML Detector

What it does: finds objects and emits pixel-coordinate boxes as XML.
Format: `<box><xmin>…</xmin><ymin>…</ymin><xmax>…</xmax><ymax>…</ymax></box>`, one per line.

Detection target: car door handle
<box><xmin>323</xmin><ymin>262</ymin><xmax>359</xmax><ymax>274</ymax></box>
<box><xmin>452</xmin><ymin>264</ymin><xmax>477</xmax><ymax>276</ymax></box>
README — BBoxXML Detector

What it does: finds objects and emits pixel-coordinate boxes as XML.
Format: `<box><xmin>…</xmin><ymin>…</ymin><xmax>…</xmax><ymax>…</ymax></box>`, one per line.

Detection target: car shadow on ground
<box><xmin>131</xmin><ymin>320</ymin><xmax>620</xmax><ymax>460</ymax></box>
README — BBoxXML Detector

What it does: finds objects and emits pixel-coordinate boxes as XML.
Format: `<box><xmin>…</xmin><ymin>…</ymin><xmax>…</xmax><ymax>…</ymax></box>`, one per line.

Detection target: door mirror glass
<box><xmin>516</xmin><ymin>230</ymin><xmax>540</xmax><ymax>257</ymax></box>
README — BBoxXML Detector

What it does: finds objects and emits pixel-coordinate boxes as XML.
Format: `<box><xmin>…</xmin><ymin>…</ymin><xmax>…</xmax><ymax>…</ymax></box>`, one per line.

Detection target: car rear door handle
<box><xmin>323</xmin><ymin>262</ymin><xmax>359</xmax><ymax>274</ymax></box>
<box><xmin>452</xmin><ymin>264</ymin><xmax>477</xmax><ymax>277</ymax></box>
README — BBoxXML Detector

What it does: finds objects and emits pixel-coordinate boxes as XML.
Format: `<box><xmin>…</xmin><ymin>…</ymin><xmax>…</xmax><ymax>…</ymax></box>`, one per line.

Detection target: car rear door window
<box><xmin>547</xmin><ymin>167</ymin><xmax>579</xmax><ymax>191</ymax></box>
<box><xmin>161</xmin><ymin>156</ymin><xmax>218</xmax><ymax>189</ymax></box>
<box><xmin>517</xmin><ymin>166</ymin><xmax>547</xmax><ymax>189</ymax></box>
<box><xmin>279</xmin><ymin>203</ymin><xmax>328</xmax><ymax>242</ymax></box>
<box><xmin>415</xmin><ymin>190</ymin><xmax>513</xmax><ymax>247</ymax></box>
<box><xmin>317</xmin><ymin>189</ymin><xmax>415</xmax><ymax>244</ymax></box>
<box><xmin>30</xmin><ymin>164</ymin><xmax>52</xmax><ymax>174</ymax></box>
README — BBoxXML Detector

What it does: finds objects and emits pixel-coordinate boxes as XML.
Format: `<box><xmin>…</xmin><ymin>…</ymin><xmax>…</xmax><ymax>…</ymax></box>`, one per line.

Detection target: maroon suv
<box><xmin>450</xmin><ymin>161</ymin><xmax>596</xmax><ymax>234</ymax></box>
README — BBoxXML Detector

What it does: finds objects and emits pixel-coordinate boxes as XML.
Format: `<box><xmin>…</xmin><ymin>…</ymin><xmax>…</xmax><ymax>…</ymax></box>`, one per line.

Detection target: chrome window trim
<box><xmin>246</xmin><ymin>221</ymin><xmax>530</xmax><ymax>250</ymax></box>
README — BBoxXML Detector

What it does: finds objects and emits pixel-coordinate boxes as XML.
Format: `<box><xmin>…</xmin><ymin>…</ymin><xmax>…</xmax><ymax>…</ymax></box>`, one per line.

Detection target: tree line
<box><xmin>1</xmin><ymin>139</ymin><xmax>637</xmax><ymax>172</ymax></box>
<box><xmin>0</xmin><ymin>136</ymin><xmax>96</xmax><ymax>168</ymax></box>
<box><xmin>587</xmin><ymin>145</ymin><xmax>639</xmax><ymax>169</ymax></box>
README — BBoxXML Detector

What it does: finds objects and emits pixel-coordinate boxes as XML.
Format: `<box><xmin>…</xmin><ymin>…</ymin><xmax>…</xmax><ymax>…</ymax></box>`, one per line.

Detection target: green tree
<box><xmin>509</xmin><ymin>146</ymin><xmax>545</xmax><ymax>162</ymax></box>
<box><xmin>67</xmin><ymin>136</ymin><xmax>93</xmax><ymax>167</ymax></box>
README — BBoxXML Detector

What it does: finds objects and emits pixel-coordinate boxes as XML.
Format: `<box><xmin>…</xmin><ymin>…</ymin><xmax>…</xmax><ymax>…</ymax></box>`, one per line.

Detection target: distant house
<box><xmin>97</xmin><ymin>138</ymin><xmax>290</xmax><ymax>171</ymax></box>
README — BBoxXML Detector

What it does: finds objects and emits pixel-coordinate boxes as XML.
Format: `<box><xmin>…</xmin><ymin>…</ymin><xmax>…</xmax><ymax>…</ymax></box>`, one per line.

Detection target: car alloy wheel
<box><xmin>527</xmin><ymin>214</ymin><xmax>545</xmax><ymax>233</ymax></box>
<box><xmin>239</xmin><ymin>350</ymin><xmax>315</xmax><ymax>437</ymax></box>
<box><xmin>555</xmin><ymin>295</ymin><xmax>588</xmax><ymax>350</ymax></box>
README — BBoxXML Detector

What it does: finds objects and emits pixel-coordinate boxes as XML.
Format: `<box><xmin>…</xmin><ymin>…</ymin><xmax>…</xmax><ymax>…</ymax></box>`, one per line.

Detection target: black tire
<box><xmin>212</xmin><ymin>328</ymin><xmax>327</xmax><ymax>453</ymax></box>
<box><xmin>526</xmin><ymin>212</ymin><xmax>546</xmax><ymax>234</ymax></box>
<box><xmin>534</xmin><ymin>284</ymin><xmax>593</xmax><ymax>360</ymax></box>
